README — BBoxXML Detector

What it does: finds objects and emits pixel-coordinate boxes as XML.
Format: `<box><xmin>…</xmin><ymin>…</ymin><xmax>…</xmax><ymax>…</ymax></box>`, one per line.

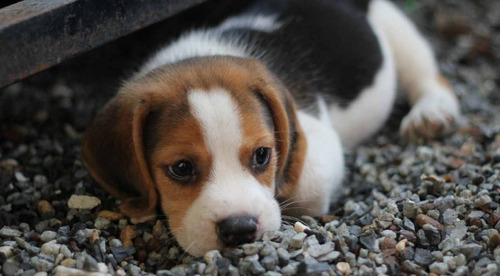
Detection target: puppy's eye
<box><xmin>251</xmin><ymin>147</ymin><xmax>271</xmax><ymax>173</ymax></box>
<box><xmin>166</xmin><ymin>160</ymin><xmax>195</xmax><ymax>183</ymax></box>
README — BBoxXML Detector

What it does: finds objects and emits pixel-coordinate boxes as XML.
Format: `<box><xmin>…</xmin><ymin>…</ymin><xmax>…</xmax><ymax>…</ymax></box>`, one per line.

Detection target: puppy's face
<box><xmin>82</xmin><ymin>57</ymin><xmax>296</xmax><ymax>256</ymax></box>
<box><xmin>149</xmin><ymin>88</ymin><xmax>280</xmax><ymax>256</ymax></box>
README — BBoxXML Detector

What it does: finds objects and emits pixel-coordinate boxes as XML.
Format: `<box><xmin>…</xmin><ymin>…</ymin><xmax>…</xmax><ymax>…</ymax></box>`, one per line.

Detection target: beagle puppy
<box><xmin>82</xmin><ymin>0</ymin><xmax>460</xmax><ymax>257</ymax></box>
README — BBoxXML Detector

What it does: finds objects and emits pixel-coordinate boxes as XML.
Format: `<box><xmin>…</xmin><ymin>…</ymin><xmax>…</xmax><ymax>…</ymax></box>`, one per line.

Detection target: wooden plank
<box><xmin>0</xmin><ymin>0</ymin><xmax>207</xmax><ymax>88</ymax></box>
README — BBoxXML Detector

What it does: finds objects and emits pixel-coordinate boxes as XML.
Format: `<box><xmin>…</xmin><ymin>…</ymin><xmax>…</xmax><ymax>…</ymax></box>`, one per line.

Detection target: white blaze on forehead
<box><xmin>188</xmin><ymin>89</ymin><xmax>243</xmax><ymax>177</ymax></box>
<box><xmin>183</xmin><ymin>89</ymin><xmax>281</xmax><ymax>256</ymax></box>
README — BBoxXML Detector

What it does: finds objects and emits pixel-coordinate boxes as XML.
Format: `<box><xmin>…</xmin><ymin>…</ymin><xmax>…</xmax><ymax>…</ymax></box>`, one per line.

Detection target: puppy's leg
<box><xmin>281</xmin><ymin>111</ymin><xmax>344</xmax><ymax>217</ymax></box>
<box><xmin>369</xmin><ymin>0</ymin><xmax>460</xmax><ymax>142</ymax></box>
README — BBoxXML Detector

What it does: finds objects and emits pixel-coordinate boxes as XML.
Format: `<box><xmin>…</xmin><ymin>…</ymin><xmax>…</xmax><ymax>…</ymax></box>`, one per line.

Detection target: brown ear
<box><xmin>246</xmin><ymin>59</ymin><xmax>307</xmax><ymax>196</ymax></box>
<box><xmin>82</xmin><ymin>89</ymin><xmax>160</xmax><ymax>221</ymax></box>
<box><xmin>246</xmin><ymin>60</ymin><xmax>306</xmax><ymax>178</ymax></box>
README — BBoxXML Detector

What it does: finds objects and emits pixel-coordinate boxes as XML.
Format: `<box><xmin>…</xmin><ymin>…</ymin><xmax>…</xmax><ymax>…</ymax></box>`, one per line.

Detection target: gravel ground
<box><xmin>1</xmin><ymin>0</ymin><xmax>500</xmax><ymax>275</ymax></box>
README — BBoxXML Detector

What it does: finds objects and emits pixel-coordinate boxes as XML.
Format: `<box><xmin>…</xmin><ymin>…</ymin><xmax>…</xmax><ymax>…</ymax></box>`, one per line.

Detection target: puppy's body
<box><xmin>83</xmin><ymin>0</ymin><xmax>460</xmax><ymax>256</ymax></box>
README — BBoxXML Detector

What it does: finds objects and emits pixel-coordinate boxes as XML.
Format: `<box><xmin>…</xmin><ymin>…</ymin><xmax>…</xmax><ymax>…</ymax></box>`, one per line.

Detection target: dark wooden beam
<box><xmin>0</xmin><ymin>0</ymin><xmax>207</xmax><ymax>88</ymax></box>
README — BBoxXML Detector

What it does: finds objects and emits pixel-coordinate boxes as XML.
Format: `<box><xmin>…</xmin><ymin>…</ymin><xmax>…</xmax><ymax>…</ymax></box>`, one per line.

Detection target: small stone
<box><xmin>414</xmin><ymin>248</ymin><xmax>434</xmax><ymax>266</ymax></box>
<box><xmin>430</xmin><ymin>262</ymin><xmax>449</xmax><ymax>274</ymax></box>
<box><xmin>307</xmin><ymin>241</ymin><xmax>335</xmax><ymax>258</ymax></box>
<box><xmin>403</xmin><ymin>201</ymin><xmax>418</xmax><ymax>218</ymax></box>
<box><xmin>294</xmin><ymin>221</ymin><xmax>309</xmax><ymax>233</ymax></box>
<box><xmin>36</xmin><ymin>200</ymin><xmax>55</xmax><ymax>218</ymax></box>
<box><xmin>277</xmin><ymin>247</ymin><xmax>290</xmax><ymax>266</ymax></box>
<box><xmin>360</xmin><ymin>229</ymin><xmax>378</xmax><ymax>252</ymax></box>
<box><xmin>443</xmin><ymin>209</ymin><xmax>458</xmax><ymax>225</ymax></box>
<box><xmin>94</xmin><ymin>218</ymin><xmax>110</xmax><ymax>230</ymax></box>
<box><xmin>403</xmin><ymin>217</ymin><xmax>415</xmax><ymax>231</ymax></box>
<box><xmin>0</xmin><ymin>158</ymin><xmax>19</xmax><ymax>168</ymax></box>
<box><xmin>120</xmin><ymin>225</ymin><xmax>136</xmax><ymax>247</ymax></box>
<box><xmin>2</xmin><ymin>261</ymin><xmax>19</xmax><ymax>276</ymax></box>
<box><xmin>317</xmin><ymin>250</ymin><xmax>340</xmax><ymax>262</ymax></box>
<box><xmin>423</xmin><ymin>224</ymin><xmax>442</xmax><ymax>245</ymax></box>
<box><xmin>261</xmin><ymin>254</ymin><xmax>278</xmax><ymax>271</ymax></box>
<box><xmin>110</xmin><ymin>247</ymin><xmax>135</xmax><ymax>263</ymax></box>
<box><xmin>298</xmin><ymin>261</ymin><xmax>332</xmax><ymax>275</ymax></box>
<box><xmin>0</xmin><ymin>227</ymin><xmax>22</xmax><ymax>238</ymax></box>
<box><xmin>243</xmin><ymin>243</ymin><xmax>263</xmax><ymax>255</ymax></box>
<box><xmin>336</xmin><ymin>262</ymin><xmax>351</xmax><ymax>275</ymax></box>
<box><xmin>454</xmin><ymin>266</ymin><xmax>469</xmax><ymax>276</ymax></box>
<box><xmin>97</xmin><ymin>210</ymin><xmax>123</xmax><ymax>221</ymax></box>
<box><xmin>290</xmin><ymin>232</ymin><xmax>307</xmax><ymax>248</ymax></box>
<box><xmin>41</xmin><ymin>240</ymin><xmax>62</xmax><ymax>255</ymax></box>
<box><xmin>60</xmin><ymin>258</ymin><xmax>77</xmax><ymax>267</ymax></box>
<box><xmin>474</xmin><ymin>195</ymin><xmax>492</xmax><ymax>207</ymax></box>
<box><xmin>416</xmin><ymin>214</ymin><xmax>444</xmax><ymax>230</ymax></box>
<box><xmin>31</xmin><ymin>255</ymin><xmax>55</xmax><ymax>272</ymax></box>
<box><xmin>89</xmin><ymin>229</ymin><xmax>99</xmax><ymax>245</ymax></box>
<box><xmin>67</xmin><ymin>195</ymin><xmax>101</xmax><ymax>209</ymax></box>
<box><xmin>40</xmin><ymin>231</ymin><xmax>57</xmax><ymax>243</ymax></box>
<box><xmin>15</xmin><ymin>171</ymin><xmax>29</xmax><ymax>182</ymax></box>
<box><xmin>0</xmin><ymin>246</ymin><xmax>14</xmax><ymax>258</ymax></box>
<box><xmin>396</xmin><ymin>239</ymin><xmax>407</xmax><ymax>253</ymax></box>
<box><xmin>489</xmin><ymin>233</ymin><xmax>500</xmax><ymax>250</ymax></box>
<box><xmin>204</xmin><ymin>250</ymin><xmax>221</xmax><ymax>264</ymax></box>
<box><xmin>60</xmin><ymin>245</ymin><xmax>72</xmax><ymax>259</ymax></box>
<box><xmin>456</xmin><ymin>243</ymin><xmax>482</xmax><ymax>258</ymax></box>
<box><xmin>152</xmin><ymin>220</ymin><xmax>164</xmax><ymax>238</ymax></box>
<box><xmin>110</xmin><ymin>239</ymin><xmax>122</xmax><ymax>248</ymax></box>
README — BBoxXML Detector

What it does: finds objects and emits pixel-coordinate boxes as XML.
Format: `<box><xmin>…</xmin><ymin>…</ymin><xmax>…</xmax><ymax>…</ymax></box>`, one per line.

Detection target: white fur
<box><xmin>183</xmin><ymin>89</ymin><xmax>281</xmax><ymax>257</ymax></box>
<box><xmin>218</xmin><ymin>14</ymin><xmax>282</xmax><ymax>33</ymax></box>
<box><xmin>368</xmin><ymin>0</ymin><xmax>460</xmax><ymax>138</ymax></box>
<box><xmin>284</xmin><ymin>97</ymin><xmax>344</xmax><ymax>216</ymax></box>
<box><xmin>135</xmin><ymin>14</ymin><xmax>281</xmax><ymax>78</ymax></box>
<box><xmin>328</xmin><ymin>17</ymin><xmax>397</xmax><ymax>149</ymax></box>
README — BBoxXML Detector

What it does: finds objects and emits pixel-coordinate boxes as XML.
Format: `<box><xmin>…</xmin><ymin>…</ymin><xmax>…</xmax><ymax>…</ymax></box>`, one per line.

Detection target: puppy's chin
<box><xmin>173</xmin><ymin>189</ymin><xmax>282</xmax><ymax>257</ymax></box>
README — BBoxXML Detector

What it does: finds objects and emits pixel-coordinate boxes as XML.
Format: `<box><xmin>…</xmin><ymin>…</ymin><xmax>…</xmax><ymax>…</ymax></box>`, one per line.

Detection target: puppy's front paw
<box><xmin>400</xmin><ymin>92</ymin><xmax>460</xmax><ymax>142</ymax></box>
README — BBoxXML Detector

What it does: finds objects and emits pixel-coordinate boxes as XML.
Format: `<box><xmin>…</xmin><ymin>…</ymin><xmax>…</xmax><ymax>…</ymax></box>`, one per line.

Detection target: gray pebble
<box><xmin>289</xmin><ymin>232</ymin><xmax>307</xmax><ymax>248</ymax></box>
<box><xmin>317</xmin><ymin>250</ymin><xmax>340</xmax><ymax>262</ymax></box>
<box><xmin>454</xmin><ymin>265</ymin><xmax>469</xmax><ymax>276</ymax></box>
<box><xmin>204</xmin><ymin>250</ymin><xmax>221</xmax><ymax>264</ymax></box>
<box><xmin>128</xmin><ymin>264</ymin><xmax>144</xmax><ymax>276</ymax></box>
<box><xmin>260</xmin><ymin>242</ymin><xmax>276</xmax><ymax>256</ymax></box>
<box><xmin>40</xmin><ymin>231</ymin><xmax>57</xmax><ymax>243</ymax></box>
<box><xmin>243</xmin><ymin>242</ymin><xmax>263</xmax><ymax>255</ymax></box>
<box><xmin>360</xmin><ymin>229</ymin><xmax>377</xmax><ymax>252</ymax></box>
<box><xmin>403</xmin><ymin>217</ymin><xmax>415</xmax><ymax>232</ymax></box>
<box><xmin>261</xmin><ymin>254</ymin><xmax>278</xmax><ymax>271</ymax></box>
<box><xmin>474</xmin><ymin>195</ymin><xmax>492</xmax><ymax>207</ymax></box>
<box><xmin>403</xmin><ymin>201</ymin><xmax>418</xmax><ymax>219</ymax></box>
<box><xmin>2</xmin><ymin>261</ymin><xmax>19</xmax><ymax>276</ymax></box>
<box><xmin>277</xmin><ymin>247</ymin><xmax>290</xmax><ymax>266</ymax></box>
<box><xmin>0</xmin><ymin>227</ymin><xmax>22</xmax><ymax>238</ymax></box>
<box><xmin>414</xmin><ymin>248</ymin><xmax>434</xmax><ymax>266</ymax></box>
<box><xmin>109</xmin><ymin>239</ymin><xmax>122</xmax><ymax>248</ymax></box>
<box><xmin>281</xmin><ymin>262</ymin><xmax>299</xmax><ymax>276</ymax></box>
<box><xmin>30</xmin><ymin>255</ymin><xmax>54</xmax><ymax>272</ymax></box>
<box><xmin>94</xmin><ymin>218</ymin><xmax>110</xmax><ymax>230</ymax></box>
<box><xmin>306</xmin><ymin>242</ymin><xmax>335</xmax><ymax>258</ymax></box>
<box><xmin>423</xmin><ymin>224</ymin><xmax>442</xmax><ymax>245</ymax></box>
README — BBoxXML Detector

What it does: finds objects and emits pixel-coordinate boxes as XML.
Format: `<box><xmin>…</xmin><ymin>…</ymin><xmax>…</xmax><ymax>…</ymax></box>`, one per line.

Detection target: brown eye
<box><xmin>251</xmin><ymin>147</ymin><xmax>271</xmax><ymax>173</ymax></box>
<box><xmin>166</xmin><ymin>160</ymin><xmax>195</xmax><ymax>183</ymax></box>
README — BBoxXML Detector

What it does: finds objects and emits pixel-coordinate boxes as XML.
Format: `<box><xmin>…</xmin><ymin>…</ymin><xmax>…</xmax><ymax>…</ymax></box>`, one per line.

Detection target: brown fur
<box><xmin>82</xmin><ymin>56</ymin><xmax>305</xmax><ymax>223</ymax></box>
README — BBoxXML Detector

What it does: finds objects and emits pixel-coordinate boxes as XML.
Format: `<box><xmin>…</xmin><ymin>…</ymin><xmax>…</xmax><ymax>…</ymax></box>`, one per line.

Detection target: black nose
<box><xmin>217</xmin><ymin>216</ymin><xmax>258</xmax><ymax>247</ymax></box>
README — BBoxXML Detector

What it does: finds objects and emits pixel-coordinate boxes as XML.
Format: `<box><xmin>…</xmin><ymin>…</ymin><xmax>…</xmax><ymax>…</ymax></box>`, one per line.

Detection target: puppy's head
<box><xmin>82</xmin><ymin>57</ymin><xmax>301</xmax><ymax>256</ymax></box>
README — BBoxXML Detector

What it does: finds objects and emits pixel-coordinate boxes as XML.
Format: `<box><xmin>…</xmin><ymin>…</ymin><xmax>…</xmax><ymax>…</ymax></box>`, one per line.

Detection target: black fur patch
<box><xmin>220</xmin><ymin>0</ymin><xmax>382</xmax><ymax>109</ymax></box>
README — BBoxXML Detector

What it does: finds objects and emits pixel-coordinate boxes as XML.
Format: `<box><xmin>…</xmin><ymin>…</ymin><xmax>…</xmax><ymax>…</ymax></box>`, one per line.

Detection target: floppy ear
<box><xmin>247</xmin><ymin>60</ymin><xmax>307</xmax><ymax>193</ymax></box>
<box><xmin>82</xmin><ymin>90</ymin><xmax>160</xmax><ymax>221</ymax></box>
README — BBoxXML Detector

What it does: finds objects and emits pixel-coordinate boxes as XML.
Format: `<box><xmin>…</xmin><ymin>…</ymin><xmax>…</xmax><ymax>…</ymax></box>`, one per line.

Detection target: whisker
<box><xmin>176</xmin><ymin>241</ymin><xmax>196</xmax><ymax>265</ymax></box>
